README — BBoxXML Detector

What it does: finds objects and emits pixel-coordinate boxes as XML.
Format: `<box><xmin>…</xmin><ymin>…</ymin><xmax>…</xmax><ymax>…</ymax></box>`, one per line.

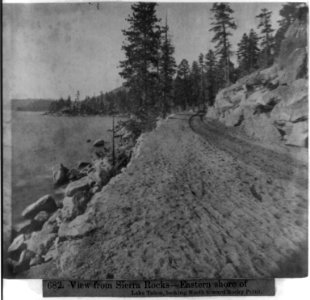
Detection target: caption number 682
<box><xmin>46</xmin><ymin>281</ymin><xmax>65</xmax><ymax>289</ymax></box>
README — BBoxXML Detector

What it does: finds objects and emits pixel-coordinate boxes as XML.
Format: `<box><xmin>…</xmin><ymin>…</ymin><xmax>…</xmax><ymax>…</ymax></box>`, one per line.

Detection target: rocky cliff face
<box><xmin>207</xmin><ymin>12</ymin><xmax>308</xmax><ymax>148</ymax></box>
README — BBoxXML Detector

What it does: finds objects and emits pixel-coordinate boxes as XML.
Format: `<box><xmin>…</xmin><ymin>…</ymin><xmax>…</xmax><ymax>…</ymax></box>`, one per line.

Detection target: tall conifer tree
<box><xmin>248</xmin><ymin>29</ymin><xmax>260</xmax><ymax>71</ymax></box>
<box><xmin>175</xmin><ymin>59</ymin><xmax>191</xmax><ymax>110</ymax></box>
<box><xmin>237</xmin><ymin>33</ymin><xmax>250</xmax><ymax>76</ymax></box>
<box><xmin>237</xmin><ymin>29</ymin><xmax>259</xmax><ymax>75</ymax></box>
<box><xmin>198</xmin><ymin>53</ymin><xmax>205</xmax><ymax>104</ymax></box>
<box><xmin>209</xmin><ymin>3</ymin><xmax>236</xmax><ymax>87</ymax></box>
<box><xmin>119</xmin><ymin>2</ymin><xmax>161</xmax><ymax>112</ymax></box>
<box><xmin>159</xmin><ymin>16</ymin><xmax>176</xmax><ymax>116</ymax></box>
<box><xmin>190</xmin><ymin>61</ymin><xmax>201</xmax><ymax>108</ymax></box>
<box><xmin>205</xmin><ymin>50</ymin><xmax>217</xmax><ymax>105</ymax></box>
<box><xmin>256</xmin><ymin>8</ymin><xmax>275</xmax><ymax>67</ymax></box>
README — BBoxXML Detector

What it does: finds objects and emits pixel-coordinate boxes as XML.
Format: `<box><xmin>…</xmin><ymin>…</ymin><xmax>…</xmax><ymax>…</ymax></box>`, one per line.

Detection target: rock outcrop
<box><xmin>207</xmin><ymin>14</ymin><xmax>308</xmax><ymax>148</ymax></box>
<box><xmin>7</xmin><ymin>122</ymin><xmax>135</xmax><ymax>276</ymax></box>
<box><xmin>21</xmin><ymin>195</ymin><xmax>57</xmax><ymax>219</ymax></box>
<box><xmin>93</xmin><ymin>139</ymin><xmax>105</xmax><ymax>147</ymax></box>
<box><xmin>65</xmin><ymin>176</ymin><xmax>93</xmax><ymax>197</ymax></box>
<box><xmin>53</xmin><ymin>163</ymin><xmax>69</xmax><ymax>186</ymax></box>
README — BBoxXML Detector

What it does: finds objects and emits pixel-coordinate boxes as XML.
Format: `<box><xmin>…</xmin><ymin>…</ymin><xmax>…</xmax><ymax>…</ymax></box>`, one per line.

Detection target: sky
<box><xmin>3</xmin><ymin>1</ymin><xmax>285</xmax><ymax>100</ymax></box>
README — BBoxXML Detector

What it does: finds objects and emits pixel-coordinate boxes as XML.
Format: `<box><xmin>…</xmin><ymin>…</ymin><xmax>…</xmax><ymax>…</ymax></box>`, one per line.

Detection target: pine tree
<box><xmin>237</xmin><ymin>33</ymin><xmax>249</xmax><ymax>76</ymax></box>
<box><xmin>256</xmin><ymin>8</ymin><xmax>275</xmax><ymax>67</ymax></box>
<box><xmin>175</xmin><ymin>59</ymin><xmax>191</xmax><ymax>110</ymax></box>
<box><xmin>66</xmin><ymin>96</ymin><xmax>71</xmax><ymax>108</ymax></box>
<box><xmin>159</xmin><ymin>17</ymin><xmax>176</xmax><ymax>116</ymax></box>
<box><xmin>205</xmin><ymin>50</ymin><xmax>217</xmax><ymax>105</ymax></box>
<box><xmin>237</xmin><ymin>29</ymin><xmax>260</xmax><ymax>76</ymax></box>
<box><xmin>248</xmin><ymin>29</ymin><xmax>260</xmax><ymax>71</ymax></box>
<box><xmin>209</xmin><ymin>3</ymin><xmax>237</xmax><ymax>86</ymax></box>
<box><xmin>198</xmin><ymin>53</ymin><xmax>205</xmax><ymax>104</ymax></box>
<box><xmin>190</xmin><ymin>60</ymin><xmax>201</xmax><ymax>108</ymax></box>
<box><xmin>119</xmin><ymin>2</ymin><xmax>161</xmax><ymax>112</ymax></box>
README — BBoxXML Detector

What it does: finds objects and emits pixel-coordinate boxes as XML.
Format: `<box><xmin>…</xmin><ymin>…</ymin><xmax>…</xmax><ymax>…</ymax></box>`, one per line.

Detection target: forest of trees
<box><xmin>118</xmin><ymin>2</ymin><xmax>305</xmax><ymax>118</ymax></box>
<box><xmin>49</xmin><ymin>2</ymin><xmax>306</xmax><ymax>121</ymax></box>
<box><xmin>48</xmin><ymin>88</ymin><xmax>129</xmax><ymax>116</ymax></box>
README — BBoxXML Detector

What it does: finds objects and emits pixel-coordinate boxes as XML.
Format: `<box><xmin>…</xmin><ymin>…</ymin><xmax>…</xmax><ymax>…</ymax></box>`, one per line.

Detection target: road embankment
<box><xmin>22</xmin><ymin>114</ymin><xmax>308</xmax><ymax>279</ymax></box>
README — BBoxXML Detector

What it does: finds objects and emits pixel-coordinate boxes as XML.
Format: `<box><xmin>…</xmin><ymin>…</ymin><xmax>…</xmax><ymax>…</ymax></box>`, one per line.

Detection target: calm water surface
<box><xmin>12</xmin><ymin>111</ymin><xmax>121</xmax><ymax>224</ymax></box>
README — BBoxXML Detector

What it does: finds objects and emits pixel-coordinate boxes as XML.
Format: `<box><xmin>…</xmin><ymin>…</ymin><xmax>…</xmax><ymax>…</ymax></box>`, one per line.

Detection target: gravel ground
<box><xmin>24</xmin><ymin>114</ymin><xmax>308</xmax><ymax>279</ymax></box>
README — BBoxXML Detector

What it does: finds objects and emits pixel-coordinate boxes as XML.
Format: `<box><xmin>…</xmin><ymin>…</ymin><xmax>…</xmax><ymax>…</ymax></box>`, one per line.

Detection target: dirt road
<box><xmin>25</xmin><ymin>114</ymin><xmax>308</xmax><ymax>279</ymax></box>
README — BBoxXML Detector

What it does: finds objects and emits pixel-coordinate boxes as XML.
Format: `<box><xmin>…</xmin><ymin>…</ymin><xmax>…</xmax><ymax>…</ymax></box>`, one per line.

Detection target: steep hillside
<box><xmin>207</xmin><ymin>10</ymin><xmax>308</xmax><ymax>148</ymax></box>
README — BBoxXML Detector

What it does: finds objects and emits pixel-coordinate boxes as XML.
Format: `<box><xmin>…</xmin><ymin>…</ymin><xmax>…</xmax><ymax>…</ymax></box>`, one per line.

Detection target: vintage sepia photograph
<box><xmin>2</xmin><ymin>0</ymin><xmax>308</xmax><ymax>281</ymax></box>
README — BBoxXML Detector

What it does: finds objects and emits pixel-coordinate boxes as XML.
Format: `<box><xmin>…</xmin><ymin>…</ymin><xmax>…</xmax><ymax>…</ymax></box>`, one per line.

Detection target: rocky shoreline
<box><xmin>6</xmin><ymin>121</ymin><xmax>136</xmax><ymax>276</ymax></box>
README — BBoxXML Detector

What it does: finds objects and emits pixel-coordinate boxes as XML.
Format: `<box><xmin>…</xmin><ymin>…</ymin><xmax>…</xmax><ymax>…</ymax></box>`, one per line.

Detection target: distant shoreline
<box><xmin>13</xmin><ymin>109</ymin><xmax>130</xmax><ymax>119</ymax></box>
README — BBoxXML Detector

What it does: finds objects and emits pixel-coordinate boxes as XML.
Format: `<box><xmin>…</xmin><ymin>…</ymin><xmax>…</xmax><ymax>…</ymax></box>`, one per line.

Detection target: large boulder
<box><xmin>33</xmin><ymin>211</ymin><xmax>50</xmax><ymax>229</ymax></box>
<box><xmin>244</xmin><ymin>89</ymin><xmax>270</xmax><ymax>107</ymax></box>
<box><xmin>243</xmin><ymin>113</ymin><xmax>282</xmax><ymax>144</ymax></box>
<box><xmin>13</xmin><ymin>213</ymin><xmax>50</xmax><ymax>237</ymax></box>
<box><xmin>93</xmin><ymin>139</ymin><xmax>105</xmax><ymax>147</ymax></box>
<box><xmin>7</xmin><ymin>249</ymin><xmax>35</xmax><ymax>274</ymax></box>
<box><xmin>25</xmin><ymin>231</ymin><xmax>57</xmax><ymax>256</ymax></box>
<box><xmin>8</xmin><ymin>234</ymin><xmax>26</xmax><ymax>256</ymax></box>
<box><xmin>13</xmin><ymin>220</ymin><xmax>34</xmax><ymax>236</ymax></box>
<box><xmin>17</xmin><ymin>249</ymin><xmax>35</xmax><ymax>269</ymax></box>
<box><xmin>44</xmin><ymin>244</ymin><xmax>59</xmax><ymax>263</ymax></box>
<box><xmin>215</xmin><ymin>97</ymin><xmax>235</xmax><ymax>112</ymax></box>
<box><xmin>290</xmin><ymin>99</ymin><xmax>308</xmax><ymax>123</ymax></box>
<box><xmin>61</xmin><ymin>191</ymin><xmax>91</xmax><ymax>222</ymax></box>
<box><xmin>270</xmin><ymin>79</ymin><xmax>308</xmax><ymax>123</ymax></box>
<box><xmin>89</xmin><ymin>158</ymin><xmax>112</xmax><ymax>186</ymax></box>
<box><xmin>41</xmin><ymin>210</ymin><xmax>62</xmax><ymax>234</ymax></box>
<box><xmin>58</xmin><ymin>211</ymin><xmax>96</xmax><ymax>238</ymax></box>
<box><xmin>68</xmin><ymin>168</ymin><xmax>83</xmax><ymax>181</ymax></box>
<box><xmin>53</xmin><ymin>163</ymin><xmax>69</xmax><ymax>186</ymax></box>
<box><xmin>268</xmin><ymin>79</ymin><xmax>307</xmax><ymax>107</ymax></box>
<box><xmin>206</xmin><ymin>106</ymin><xmax>219</xmax><ymax>119</ymax></box>
<box><xmin>21</xmin><ymin>194</ymin><xmax>57</xmax><ymax>219</ymax></box>
<box><xmin>271</xmin><ymin>97</ymin><xmax>308</xmax><ymax>123</ymax></box>
<box><xmin>258</xmin><ymin>64</ymin><xmax>279</xmax><ymax>84</ymax></box>
<box><xmin>220</xmin><ymin>106</ymin><xmax>244</xmax><ymax>127</ymax></box>
<box><xmin>65</xmin><ymin>176</ymin><xmax>92</xmax><ymax>197</ymax></box>
<box><xmin>285</xmin><ymin>121</ymin><xmax>308</xmax><ymax>147</ymax></box>
<box><xmin>77</xmin><ymin>161</ymin><xmax>91</xmax><ymax>170</ymax></box>
<box><xmin>29</xmin><ymin>254</ymin><xmax>44</xmax><ymax>267</ymax></box>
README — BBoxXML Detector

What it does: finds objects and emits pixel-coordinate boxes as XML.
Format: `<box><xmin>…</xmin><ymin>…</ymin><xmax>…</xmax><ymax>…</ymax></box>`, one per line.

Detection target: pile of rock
<box><xmin>8</xmin><ymin>194</ymin><xmax>59</xmax><ymax>273</ymax></box>
<box><xmin>8</xmin><ymin>125</ymin><xmax>137</xmax><ymax>275</ymax></box>
<box><xmin>8</xmin><ymin>171</ymin><xmax>105</xmax><ymax>274</ymax></box>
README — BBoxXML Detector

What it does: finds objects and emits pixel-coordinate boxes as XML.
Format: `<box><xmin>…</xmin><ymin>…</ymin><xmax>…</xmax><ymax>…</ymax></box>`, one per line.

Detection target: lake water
<box><xmin>11</xmin><ymin>111</ymin><xmax>121</xmax><ymax>225</ymax></box>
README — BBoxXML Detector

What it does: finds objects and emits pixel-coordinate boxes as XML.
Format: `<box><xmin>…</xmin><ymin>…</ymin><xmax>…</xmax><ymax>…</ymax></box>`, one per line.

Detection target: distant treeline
<box><xmin>12</xmin><ymin>99</ymin><xmax>55</xmax><ymax>112</ymax></box>
<box><xmin>48</xmin><ymin>88</ymin><xmax>129</xmax><ymax>116</ymax></box>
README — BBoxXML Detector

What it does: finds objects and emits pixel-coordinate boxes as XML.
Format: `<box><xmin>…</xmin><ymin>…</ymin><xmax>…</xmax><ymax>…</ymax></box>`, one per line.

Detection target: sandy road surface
<box><xmin>25</xmin><ymin>114</ymin><xmax>308</xmax><ymax>279</ymax></box>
